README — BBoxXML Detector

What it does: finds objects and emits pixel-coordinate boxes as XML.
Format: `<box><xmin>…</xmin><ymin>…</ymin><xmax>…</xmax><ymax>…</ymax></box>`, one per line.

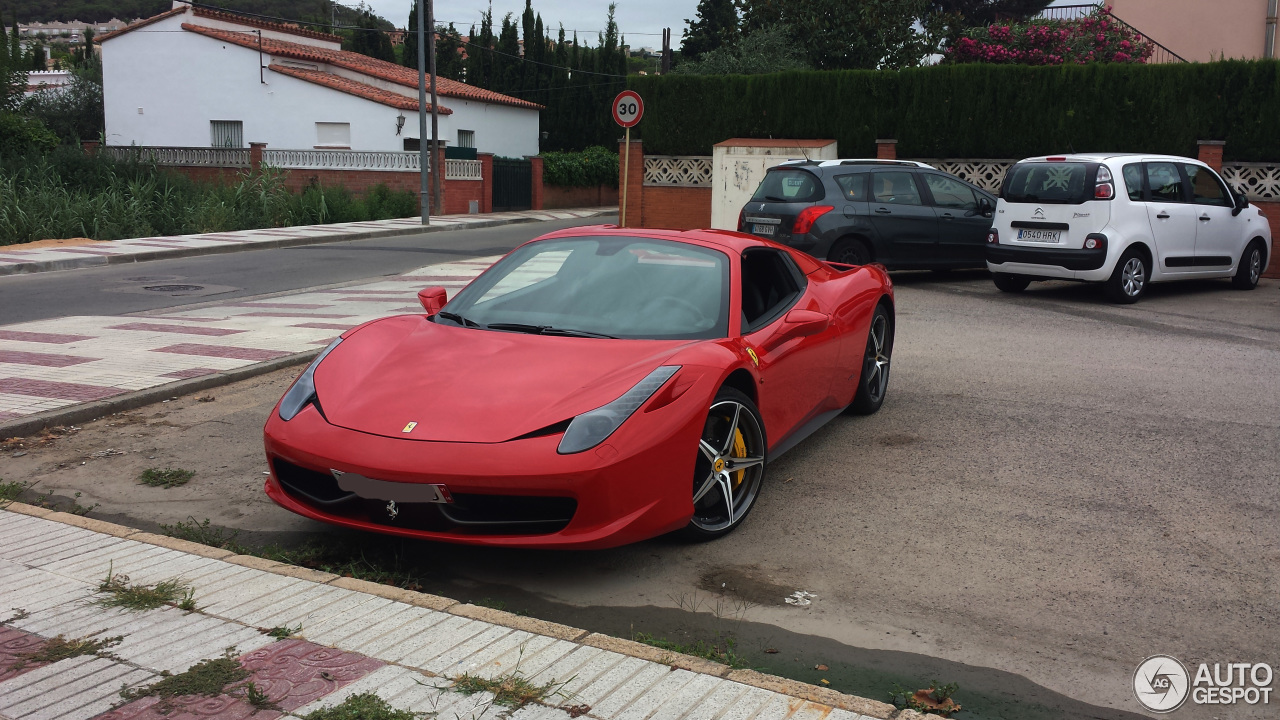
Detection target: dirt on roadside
<box><xmin>1</xmin><ymin>367</ymin><xmax>316</xmax><ymax>541</ymax></box>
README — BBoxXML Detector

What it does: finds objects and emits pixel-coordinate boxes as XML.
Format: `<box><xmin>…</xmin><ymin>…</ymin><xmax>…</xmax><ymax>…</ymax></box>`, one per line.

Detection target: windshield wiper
<box><xmin>486</xmin><ymin>323</ymin><xmax>617</xmax><ymax>339</ymax></box>
<box><xmin>436</xmin><ymin>311</ymin><xmax>482</xmax><ymax>328</ymax></box>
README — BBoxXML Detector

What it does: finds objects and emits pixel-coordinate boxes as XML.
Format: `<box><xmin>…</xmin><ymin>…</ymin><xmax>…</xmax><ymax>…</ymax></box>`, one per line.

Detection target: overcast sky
<box><xmin>360</xmin><ymin>1</ymin><xmax>695</xmax><ymax>50</ymax></box>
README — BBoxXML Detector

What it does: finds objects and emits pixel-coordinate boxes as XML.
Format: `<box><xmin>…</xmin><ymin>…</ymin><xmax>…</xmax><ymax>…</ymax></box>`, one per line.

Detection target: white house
<box><xmin>98</xmin><ymin>3</ymin><xmax>541</xmax><ymax>158</ymax></box>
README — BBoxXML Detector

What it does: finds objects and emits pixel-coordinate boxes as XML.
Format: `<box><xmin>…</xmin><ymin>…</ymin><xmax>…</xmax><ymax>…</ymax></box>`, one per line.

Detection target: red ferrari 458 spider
<box><xmin>264</xmin><ymin>226</ymin><xmax>893</xmax><ymax>549</ymax></box>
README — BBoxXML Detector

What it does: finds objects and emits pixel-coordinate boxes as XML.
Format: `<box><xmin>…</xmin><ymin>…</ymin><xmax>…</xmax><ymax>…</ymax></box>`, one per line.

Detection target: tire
<box><xmin>828</xmin><ymin>238</ymin><xmax>871</xmax><ymax>266</ymax></box>
<box><xmin>682</xmin><ymin>387</ymin><xmax>767</xmax><ymax>541</ymax></box>
<box><xmin>1105</xmin><ymin>247</ymin><xmax>1149</xmax><ymax>304</ymax></box>
<box><xmin>1232</xmin><ymin>240</ymin><xmax>1266</xmax><ymax>290</ymax></box>
<box><xmin>848</xmin><ymin>303</ymin><xmax>893</xmax><ymax>415</ymax></box>
<box><xmin>992</xmin><ymin>273</ymin><xmax>1032</xmax><ymax>293</ymax></box>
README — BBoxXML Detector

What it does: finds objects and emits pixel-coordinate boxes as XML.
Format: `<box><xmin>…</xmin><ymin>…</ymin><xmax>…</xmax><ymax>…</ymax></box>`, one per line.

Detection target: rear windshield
<box><xmin>1003</xmin><ymin>163</ymin><xmax>1091</xmax><ymax>204</ymax></box>
<box><xmin>751</xmin><ymin>169</ymin><xmax>825</xmax><ymax>203</ymax></box>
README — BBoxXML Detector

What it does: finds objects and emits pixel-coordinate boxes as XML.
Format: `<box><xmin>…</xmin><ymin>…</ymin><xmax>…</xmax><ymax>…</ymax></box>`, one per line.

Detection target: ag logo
<box><xmin>1134</xmin><ymin>655</ymin><xmax>1190</xmax><ymax>713</ymax></box>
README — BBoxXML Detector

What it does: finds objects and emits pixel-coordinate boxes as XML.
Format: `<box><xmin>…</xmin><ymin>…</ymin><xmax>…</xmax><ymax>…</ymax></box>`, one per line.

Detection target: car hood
<box><xmin>313</xmin><ymin>315</ymin><xmax>692</xmax><ymax>443</ymax></box>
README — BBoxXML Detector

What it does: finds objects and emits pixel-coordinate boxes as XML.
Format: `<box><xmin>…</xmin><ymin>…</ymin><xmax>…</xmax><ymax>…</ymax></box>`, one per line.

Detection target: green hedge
<box><xmin>541</xmin><ymin>146</ymin><xmax>620</xmax><ymax>188</ymax></box>
<box><xmin>627</xmin><ymin>60</ymin><xmax>1280</xmax><ymax>161</ymax></box>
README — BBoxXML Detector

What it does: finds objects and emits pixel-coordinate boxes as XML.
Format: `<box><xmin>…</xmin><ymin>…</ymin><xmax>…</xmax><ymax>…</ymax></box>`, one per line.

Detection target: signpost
<box><xmin>613</xmin><ymin>90</ymin><xmax>643</xmax><ymax>227</ymax></box>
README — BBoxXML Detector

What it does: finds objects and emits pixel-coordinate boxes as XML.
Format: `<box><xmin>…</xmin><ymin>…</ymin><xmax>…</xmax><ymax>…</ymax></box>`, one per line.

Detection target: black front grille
<box><xmin>272</xmin><ymin>458</ymin><xmax>575</xmax><ymax>535</ymax></box>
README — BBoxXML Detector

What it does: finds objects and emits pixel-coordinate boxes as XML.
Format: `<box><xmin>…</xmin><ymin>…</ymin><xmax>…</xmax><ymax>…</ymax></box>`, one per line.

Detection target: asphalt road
<box><xmin>6</xmin><ymin>271</ymin><xmax>1278</xmax><ymax>719</ymax></box>
<box><xmin>0</xmin><ymin>215</ymin><xmax>614</xmax><ymax>324</ymax></box>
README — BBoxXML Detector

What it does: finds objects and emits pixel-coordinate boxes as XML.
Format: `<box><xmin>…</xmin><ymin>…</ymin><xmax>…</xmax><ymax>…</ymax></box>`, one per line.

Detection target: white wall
<box><xmin>710</xmin><ymin>141</ymin><xmax>839</xmax><ymax>230</ymax></box>
<box><xmin>102</xmin><ymin>14</ymin><xmax>539</xmax><ymax>157</ymax></box>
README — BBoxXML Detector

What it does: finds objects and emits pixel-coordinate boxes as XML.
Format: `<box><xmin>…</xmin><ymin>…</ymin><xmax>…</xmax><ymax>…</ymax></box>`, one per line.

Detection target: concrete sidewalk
<box><xmin>0</xmin><ymin>505</ymin><xmax>897</xmax><ymax>720</ymax></box>
<box><xmin>0</xmin><ymin>209</ymin><xmax>615</xmax><ymax>277</ymax></box>
<box><xmin>0</xmin><ymin>255</ymin><xmax>501</xmax><ymax>436</ymax></box>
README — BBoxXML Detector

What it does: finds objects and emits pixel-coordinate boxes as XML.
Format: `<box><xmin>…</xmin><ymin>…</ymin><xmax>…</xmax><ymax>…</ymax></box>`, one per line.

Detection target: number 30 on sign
<box><xmin>613</xmin><ymin>90</ymin><xmax>643</xmax><ymax>128</ymax></box>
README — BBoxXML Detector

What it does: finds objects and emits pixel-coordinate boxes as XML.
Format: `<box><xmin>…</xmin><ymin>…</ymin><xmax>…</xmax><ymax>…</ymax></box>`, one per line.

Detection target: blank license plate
<box><xmin>753</xmin><ymin>224</ymin><xmax>775</xmax><ymax>236</ymax></box>
<box><xmin>332</xmin><ymin>470</ymin><xmax>452</xmax><ymax>503</ymax></box>
<box><xmin>1017</xmin><ymin>229</ymin><xmax>1061</xmax><ymax>243</ymax></box>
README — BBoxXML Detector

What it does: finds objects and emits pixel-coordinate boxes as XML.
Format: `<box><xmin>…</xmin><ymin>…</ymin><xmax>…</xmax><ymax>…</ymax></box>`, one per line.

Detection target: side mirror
<box><xmin>418</xmin><ymin>286</ymin><xmax>447</xmax><ymax>315</ymax></box>
<box><xmin>766</xmin><ymin>309</ymin><xmax>829</xmax><ymax>350</ymax></box>
<box><xmin>977</xmin><ymin>197</ymin><xmax>994</xmax><ymax>215</ymax></box>
<box><xmin>1232</xmin><ymin>186</ymin><xmax>1249</xmax><ymax>216</ymax></box>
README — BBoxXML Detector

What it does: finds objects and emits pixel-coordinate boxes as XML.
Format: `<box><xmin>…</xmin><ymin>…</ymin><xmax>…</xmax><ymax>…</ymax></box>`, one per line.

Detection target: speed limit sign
<box><xmin>613</xmin><ymin>90</ymin><xmax>643</xmax><ymax>128</ymax></box>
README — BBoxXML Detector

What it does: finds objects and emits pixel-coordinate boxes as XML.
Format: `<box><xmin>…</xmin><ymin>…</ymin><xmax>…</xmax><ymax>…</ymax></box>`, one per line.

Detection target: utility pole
<box><xmin>660</xmin><ymin>28</ymin><xmax>671</xmax><ymax>74</ymax></box>
<box><xmin>415</xmin><ymin>0</ymin><xmax>430</xmax><ymax>224</ymax></box>
<box><xmin>428</xmin><ymin>0</ymin><xmax>442</xmax><ymax>215</ymax></box>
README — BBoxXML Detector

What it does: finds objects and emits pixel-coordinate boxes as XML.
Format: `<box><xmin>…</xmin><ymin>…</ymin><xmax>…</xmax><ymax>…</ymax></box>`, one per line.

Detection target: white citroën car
<box><xmin>985</xmin><ymin>154</ymin><xmax>1272</xmax><ymax>303</ymax></box>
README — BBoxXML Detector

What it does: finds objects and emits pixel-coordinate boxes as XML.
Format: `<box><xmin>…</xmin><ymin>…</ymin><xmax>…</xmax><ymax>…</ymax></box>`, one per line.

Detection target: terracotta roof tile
<box><xmin>268</xmin><ymin>64</ymin><xmax>452</xmax><ymax>114</ymax></box>
<box><xmin>97</xmin><ymin>6</ymin><xmax>187</xmax><ymax>43</ymax></box>
<box><xmin>183</xmin><ymin>23</ymin><xmax>542</xmax><ymax>111</ymax></box>
<box><xmin>191</xmin><ymin>7</ymin><xmax>343</xmax><ymax>44</ymax></box>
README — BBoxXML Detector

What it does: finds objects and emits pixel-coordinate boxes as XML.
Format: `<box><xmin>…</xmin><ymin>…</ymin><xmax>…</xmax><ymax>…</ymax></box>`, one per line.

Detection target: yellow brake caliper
<box><xmin>731</xmin><ymin>428</ymin><xmax>747</xmax><ymax>486</ymax></box>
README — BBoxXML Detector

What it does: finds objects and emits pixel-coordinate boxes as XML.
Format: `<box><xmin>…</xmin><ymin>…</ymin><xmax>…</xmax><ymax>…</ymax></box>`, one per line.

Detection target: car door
<box><xmin>868</xmin><ymin>171</ymin><xmax>937</xmax><ymax>267</ymax></box>
<box><xmin>1143</xmin><ymin>161</ymin><xmax>1198</xmax><ymax>273</ymax></box>
<box><xmin>1182</xmin><ymin>162</ymin><xmax>1238</xmax><ymax>269</ymax></box>
<box><xmin>922</xmin><ymin>172</ymin><xmax>992</xmax><ymax>266</ymax></box>
<box><xmin>739</xmin><ymin>248</ymin><xmax>840</xmax><ymax>444</ymax></box>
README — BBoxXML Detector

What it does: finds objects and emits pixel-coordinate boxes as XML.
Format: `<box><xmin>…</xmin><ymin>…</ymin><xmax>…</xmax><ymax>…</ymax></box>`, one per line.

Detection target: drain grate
<box><xmin>143</xmin><ymin>284</ymin><xmax>205</xmax><ymax>292</ymax></box>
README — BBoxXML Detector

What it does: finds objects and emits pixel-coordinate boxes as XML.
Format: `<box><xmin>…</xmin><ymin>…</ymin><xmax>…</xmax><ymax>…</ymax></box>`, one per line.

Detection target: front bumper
<box><xmin>263</xmin><ymin>393</ymin><xmax>705</xmax><ymax>550</ymax></box>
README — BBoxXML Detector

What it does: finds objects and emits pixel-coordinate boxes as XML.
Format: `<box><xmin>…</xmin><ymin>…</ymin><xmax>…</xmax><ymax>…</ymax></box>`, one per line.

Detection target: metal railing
<box><xmin>1036</xmin><ymin>4</ymin><xmax>1187</xmax><ymax>64</ymax></box>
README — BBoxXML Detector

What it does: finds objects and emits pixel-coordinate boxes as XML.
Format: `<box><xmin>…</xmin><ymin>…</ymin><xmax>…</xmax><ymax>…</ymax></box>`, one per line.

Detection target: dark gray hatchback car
<box><xmin>737</xmin><ymin>160</ymin><xmax>997</xmax><ymax>269</ymax></box>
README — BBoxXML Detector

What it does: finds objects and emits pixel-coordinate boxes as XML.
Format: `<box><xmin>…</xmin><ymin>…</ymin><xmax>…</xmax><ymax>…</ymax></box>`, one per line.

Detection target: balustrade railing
<box><xmin>94</xmin><ymin>147</ymin><xmax>493</xmax><ymax>179</ymax></box>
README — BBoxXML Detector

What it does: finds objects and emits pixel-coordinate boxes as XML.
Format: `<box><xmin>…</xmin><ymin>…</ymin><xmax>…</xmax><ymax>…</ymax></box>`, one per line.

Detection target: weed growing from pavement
<box><xmin>451</xmin><ymin>671</ymin><xmax>571</xmax><ymax>709</ymax></box>
<box><xmin>1</xmin><ymin>608</ymin><xmax>30</xmax><ymax>625</ymax></box>
<box><xmin>303</xmin><ymin>692</ymin><xmax>419</xmax><ymax>720</ymax></box>
<box><xmin>139</xmin><ymin>467</ymin><xmax>195</xmax><ymax>489</ymax></box>
<box><xmin>95</xmin><ymin>563</ymin><xmax>194</xmax><ymax>611</ymax></box>
<box><xmin>475</xmin><ymin>598</ymin><xmax>529</xmax><ymax>616</ymax></box>
<box><xmin>241</xmin><ymin>680</ymin><xmax>280</xmax><ymax>710</ymax></box>
<box><xmin>0</xmin><ymin>479</ymin><xmax>29</xmax><ymax>504</ymax></box>
<box><xmin>631</xmin><ymin>632</ymin><xmax>748</xmax><ymax>669</ymax></box>
<box><xmin>888</xmin><ymin>680</ymin><xmax>963</xmax><ymax>717</ymax></box>
<box><xmin>121</xmin><ymin>648</ymin><xmax>249</xmax><ymax>705</ymax></box>
<box><xmin>264</xmin><ymin>624</ymin><xmax>301</xmax><ymax>639</ymax></box>
<box><xmin>160</xmin><ymin>517</ymin><xmax>245</xmax><ymax>551</ymax></box>
<box><xmin>68</xmin><ymin>491</ymin><xmax>99</xmax><ymax>516</ymax></box>
<box><xmin>9</xmin><ymin>634</ymin><xmax>122</xmax><ymax>670</ymax></box>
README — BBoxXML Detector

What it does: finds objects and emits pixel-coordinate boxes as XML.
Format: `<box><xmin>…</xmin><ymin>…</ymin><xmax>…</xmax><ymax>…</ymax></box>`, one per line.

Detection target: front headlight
<box><xmin>278</xmin><ymin>338</ymin><xmax>343</xmax><ymax>421</ymax></box>
<box><xmin>557</xmin><ymin>365</ymin><xmax>680</xmax><ymax>454</ymax></box>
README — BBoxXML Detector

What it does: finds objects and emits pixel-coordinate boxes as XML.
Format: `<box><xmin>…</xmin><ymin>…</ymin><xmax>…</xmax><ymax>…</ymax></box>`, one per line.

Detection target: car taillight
<box><xmin>738</xmin><ymin>207</ymin><xmax>746</xmax><ymax>232</ymax></box>
<box><xmin>1094</xmin><ymin>166</ymin><xmax>1115</xmax><ymax>200</ymax></box>
<box><xmin>792</xmin><ymin>205</ymin><xmax>834</xmax><ymax>236</ymax></box>
<box><xmin>1084</xmin><ymin>233</ymin><xmax>1107</xmax><ymax>251</ymax></box>
<box><xmin>986</xmin><ymin>229</ymin><xmax>999</xmax><ymax>244</ymax></box>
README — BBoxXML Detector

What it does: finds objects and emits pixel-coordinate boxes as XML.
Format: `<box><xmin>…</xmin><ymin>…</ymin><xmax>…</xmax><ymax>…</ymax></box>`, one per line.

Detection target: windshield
<box><xmin>440</xmin><ymin>237</ymin><xmax>730</xmax><ymax>340</ymax></box>
<box><xmin>1003</xmin><ymin>162</ymin><xmax>1091</xmax><ymax>204</ymax></box>
<box><xmin>751</xmin><ymin>169</ymin><xmax>825</xmax><ymax>203</ymax></box>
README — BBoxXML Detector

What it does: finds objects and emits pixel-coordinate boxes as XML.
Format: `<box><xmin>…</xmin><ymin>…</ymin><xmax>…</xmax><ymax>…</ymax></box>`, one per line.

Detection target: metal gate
<box><xmin>492</xmin><ymin>158</ymin><xmax>532</xmax><ymax>211</ymax></box>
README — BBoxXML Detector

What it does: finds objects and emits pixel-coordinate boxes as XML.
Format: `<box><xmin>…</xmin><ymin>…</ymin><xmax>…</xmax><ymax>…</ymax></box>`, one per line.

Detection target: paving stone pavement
<box><xmin>0</xmin><ymin>508</ymin><xmax>890</xmax><ymax>720</ymax></box>
<box><xmin>0</xmin><ymin>255</ymin><xmax>501</xmax><ymax>426</ymax></box>
<box><xmin>0</xmin><ymin>209</ymin><xmax>613</xmax><ymax>277</ymax></box>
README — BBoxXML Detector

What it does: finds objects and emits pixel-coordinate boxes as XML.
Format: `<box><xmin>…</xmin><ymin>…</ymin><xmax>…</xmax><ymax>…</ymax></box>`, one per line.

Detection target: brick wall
<box><xmin>616</xmin><ymin>139</ymin><xmax>714</xmax><ymax>229</ymax></box>
<box><xmin>1250</xmin><ymin>201</ymin><xmax>1280</xmax><ymax>278</ymax></box>
<box><xmin>543</xmin><ymin>185</ymin><xmax>618</xmax><ymax>209</ymax></box>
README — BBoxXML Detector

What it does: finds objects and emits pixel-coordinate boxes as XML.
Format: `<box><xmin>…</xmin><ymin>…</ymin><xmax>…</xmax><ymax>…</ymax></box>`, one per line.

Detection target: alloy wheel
<box><xmin>1250</xmin><ymin>248</ymin><xmax>1262</xmax><ymax>284</ymax></box>
<box><xmin>691</xmin><ymin>399</ymin><xmax>765</xmax><ymax>533</ymax></box>
<box><xmin>864</xmin><ymin>313</ymin><xmax>891</xmax><ymax>403</ymax></box>
<box><xmin>1121</xmin><ymin>257</ymin><xmax>1146</xmax><ymax>297</ymax></box>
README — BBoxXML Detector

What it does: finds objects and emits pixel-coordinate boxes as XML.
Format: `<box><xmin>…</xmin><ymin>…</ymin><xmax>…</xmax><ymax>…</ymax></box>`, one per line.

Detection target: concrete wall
<box><xmin>1110</xmin><ymin>0</ymin><xmax>1273</xmax><ymax>61</ymax></box>
<box><xmin>709</xmin><ymin>139</ymin><xmax>838</xmax><ymax>230</ymax></box>
<box><xmin>102</xmin><ymin>12</ymin><xmax>539</xmax><ymax>157</ymax></box>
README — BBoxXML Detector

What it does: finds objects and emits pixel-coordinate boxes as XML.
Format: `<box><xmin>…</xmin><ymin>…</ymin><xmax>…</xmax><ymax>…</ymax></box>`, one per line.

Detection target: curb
<box><xmin>0</xmin><ymin>500</ymin><xmax>902</xmax><ymax>719</ymax></box>
<box><xmin>0</xmin><ymin>348</ymin><xmax>319</xmax><ymax>438</ymax></box>
<box><xmin>0</xmin><ymin>210</ymin><xmax>616</xmax><ymax>277</ymax></box>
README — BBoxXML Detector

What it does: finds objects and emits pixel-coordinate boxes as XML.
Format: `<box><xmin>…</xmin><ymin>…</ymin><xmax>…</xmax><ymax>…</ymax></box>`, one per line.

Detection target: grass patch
<box><xmin>95</xmin><ymin>564</ymin><xmax>194</xmax><ymax>611</ymax></box>
<box><xmin>9</xmin><ymin>633</ymin><xmax>121</xmax><ymax>670</ymax></box>
<box><xmin>264</xmin><ymin>624</ymin><xmax>301</xmax><ymax>639</ymax></box>
<box><xmin>160</xmin><ymin>517</ymin><xmax>246</xmax><ymax>552</ymax></box>
<box><xmin>0</xmin><ymin>479</ymin><xmax>29</xmax><ymax>505</ymax></box>
<box><xmin>303</xmin><ymin>692</ymin><xmax>419</xmax><ymax>720</ymax></box>
<box><xmin>632</xmin><ymin>632</ymin><xmax>747</xmax><ymax>669</ymax></box>
<box><xmin>139</xmin><ymin>467</ymin><xmax>195</xmax><ymax>489</ymax></box>
<box><xmin>121</xmin><ymin>649</ymin><xmax>248</xmax><ymax>702</ymax></box>
<box><xmin>451</xmin><ymin>671</ymin><xmax>569</xmax><ymax>709</ymax></box>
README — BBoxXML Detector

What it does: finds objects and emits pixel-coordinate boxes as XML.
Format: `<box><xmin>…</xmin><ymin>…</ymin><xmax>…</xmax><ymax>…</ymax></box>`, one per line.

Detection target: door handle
<box><xmin>1156</xmin><ymin>211</ymin><xmax>1170</xmax><ymax>219</ymax></box>
<box><xmin>1199</xmin><ymin>215</ymin><xmax>1211</xmax><ymax>221</ymax></box>
<box><xmin>940</xmin><ymin>213</ymin><xmax>954</xmax><ymax>220</ymax></box>
<box><xmin>874</xmin><ymin>207</ymin><xmax>891</xmax><ymax>214</ymax></box>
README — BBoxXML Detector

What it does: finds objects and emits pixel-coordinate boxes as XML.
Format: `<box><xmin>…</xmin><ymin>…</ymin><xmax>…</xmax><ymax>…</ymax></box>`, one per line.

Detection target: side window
<box><xmin>833</xmin><ymin>174</ymin><xmax>867</xmax><ymax>201</ymax></box>
<box><xmin>923</xmin><ymin>174</ymin><xmax>977</xmax><ymax>210</ymax></box>
<box><xmin>871</xmin><ymin>172</ymin><xmax>923</xmax><ymax>206</ymax></box>
<box><xmin>1146</xmin><ymin>162</ymin><xmax>1184</xmax><ymax>203</ymax></box>
<box><xmin>741</xmin><ymin>249</ymin><xmax>803</xmax><ymax>332</ymax></box>
<box><xmin>1122</xmin><ymin>164</ymin><xmax>1144</xmax><ymax>201</ymax></box>
<box><xmin>1183</xmin><ymin>164</ymin><xmax>1230</xmax><ymax>206</ymax></box>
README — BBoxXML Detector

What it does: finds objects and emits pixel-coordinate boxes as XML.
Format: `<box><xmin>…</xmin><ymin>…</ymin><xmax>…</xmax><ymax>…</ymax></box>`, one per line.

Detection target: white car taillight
<box><xmin>1095</xmin><ymin>166</ymin><xmax>1115</xmax><ymax>200</ymax></box>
